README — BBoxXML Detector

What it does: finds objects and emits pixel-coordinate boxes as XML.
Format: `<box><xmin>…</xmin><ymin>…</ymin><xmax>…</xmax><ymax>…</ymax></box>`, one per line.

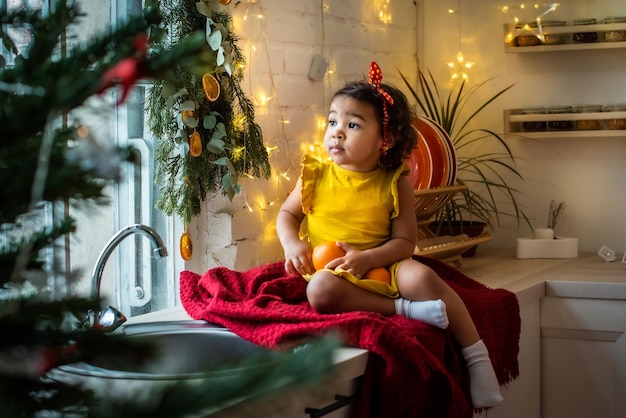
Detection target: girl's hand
<box><xmin>326</xmin><ymin>241</ymin><xmax>373</xmax><ymax>279</ymax></box>
<box><xmin>283</xmin><ymin>240</ymin><xmax>314</xmax><ymax>276</ymax></box>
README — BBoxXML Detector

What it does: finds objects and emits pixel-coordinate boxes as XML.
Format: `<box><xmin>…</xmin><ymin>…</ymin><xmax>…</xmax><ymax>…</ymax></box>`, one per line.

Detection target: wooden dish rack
<box><xmin>413</xmin><ymin>183</ymin><xmax>492</xmax><ymax>265</ymax></box>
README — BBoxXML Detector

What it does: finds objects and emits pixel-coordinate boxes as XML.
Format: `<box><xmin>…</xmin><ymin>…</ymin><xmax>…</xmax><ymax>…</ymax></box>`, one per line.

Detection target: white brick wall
<box><xmin>186</xmin><ymin>0</ymin><xmax>419</xmax><ymax>273</ymax></box>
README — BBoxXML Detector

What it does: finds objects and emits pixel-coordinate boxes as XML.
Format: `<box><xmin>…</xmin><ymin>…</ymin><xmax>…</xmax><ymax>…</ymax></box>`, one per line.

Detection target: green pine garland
<box><xmin>147</xmin><ymin>0</ymin><xmax>270</xmax><ymax>224</ymax></box>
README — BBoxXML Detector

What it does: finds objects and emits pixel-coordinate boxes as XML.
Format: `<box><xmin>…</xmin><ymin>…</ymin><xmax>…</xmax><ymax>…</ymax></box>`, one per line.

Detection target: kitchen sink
<box><xmin>56</xmin><ymin>320</ymin><xmax>271</xmax><ymax>380</ymax></box>
<box><xmin>48</xmin><ymin>320</ymin><xmax>343</xmax><ymax>415</ymax></box>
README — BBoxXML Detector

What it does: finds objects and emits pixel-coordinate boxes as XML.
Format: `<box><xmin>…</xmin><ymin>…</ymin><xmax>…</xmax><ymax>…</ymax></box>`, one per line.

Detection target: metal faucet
<box><xmin>88</xmin><ymin>224</ymin><xmax>168</xmax><ymax>332</ymax></box>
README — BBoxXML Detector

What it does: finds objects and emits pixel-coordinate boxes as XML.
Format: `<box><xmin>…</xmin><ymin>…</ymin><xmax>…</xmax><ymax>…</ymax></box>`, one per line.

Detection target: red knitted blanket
<box><xmin>179</xmin><ymin>256</ymin><xmax>520</xmax><ymax>418</ymax></box>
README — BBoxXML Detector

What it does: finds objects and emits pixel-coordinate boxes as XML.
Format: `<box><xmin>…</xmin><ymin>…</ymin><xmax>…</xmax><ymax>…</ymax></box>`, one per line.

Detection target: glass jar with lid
<box><xmin>603</xmin><ymin>104</ymin><xmax>626</xmax><ymax>130</ymax></box>
<box><xmin>542</xmin><ymin>20</ymin><xmax>569</xmax><ymax>45</ymax></box>
<box><xmin>573</xmin><ymin>18</ymin><xmax>598</xmax><ymax>43</ymax></box>
<box><xmin>573</xmin><ymin>105</ymin><xmax>603</xmax><ymax>130</ymax></box>
<box><xmin>603</xmin><ymin>17</ymin><xmax>626</xmax><ymax>42</ymax></box>
<box><xmin>521</xmin><ymin>107</ymin><xmax>547</xmax><ymax>132</ymax></box>
<box><xmin>514</xmin><ymin>22</ymin><xmax>541</xmax><ymax>46</ymax></box>
<box><xmin>547</xmin><ymin>106</ymin><xmax>573</xmax><ymax>131</ymax></box>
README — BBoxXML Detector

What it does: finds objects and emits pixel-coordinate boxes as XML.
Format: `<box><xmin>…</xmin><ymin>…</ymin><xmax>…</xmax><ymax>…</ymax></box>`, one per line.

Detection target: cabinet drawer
<box><xmin>541</xmin><ymin>297</ymin><xmax>624</xmax><ymax>332</ymax></box>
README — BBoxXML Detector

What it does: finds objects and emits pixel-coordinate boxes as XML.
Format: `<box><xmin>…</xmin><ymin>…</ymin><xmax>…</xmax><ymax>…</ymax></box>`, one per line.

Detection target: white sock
<box><xmin>394</xmin><ymin>298</ymin><xmax>449</xmax><ymax>329</ymax></box>
<box><xmin>461</xmin><ymin>339</ymin><xmax>504</xmax><ymax>408</ymax></box>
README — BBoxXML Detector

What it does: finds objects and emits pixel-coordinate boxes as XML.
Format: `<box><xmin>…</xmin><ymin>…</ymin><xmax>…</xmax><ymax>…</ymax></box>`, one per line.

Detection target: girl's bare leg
<box><xmin>306</xmin><ymin>271</ymin><xmax>395</xmax><ymax>314</ymax></box>
<box><xmin>395</xmin><ymin>259</ymin><xmax>479</xmax><ymax>346</ymax></box>
<box><xmin>306</xmin><ymin>271</ymin><xmax>447</xmax><ymax>327</ymax></box>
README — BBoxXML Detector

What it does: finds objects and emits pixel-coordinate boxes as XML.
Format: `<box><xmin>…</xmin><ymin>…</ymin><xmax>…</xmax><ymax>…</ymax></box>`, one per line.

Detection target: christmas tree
<box><xmin>0</xmin><ymin>1</ymin><xmax>331</xmax><ymax>416</ymax></box>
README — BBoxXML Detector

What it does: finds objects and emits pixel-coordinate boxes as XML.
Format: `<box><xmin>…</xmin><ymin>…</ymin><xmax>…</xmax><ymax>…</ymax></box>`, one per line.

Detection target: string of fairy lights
<box><xmin>232</xmin><ymin>0</ymin><xmax>476</xmax><ymax>221</ymax></box>
<box><xmin>225</xmin><ymin>0</ymin><xmax>407</xmax><ymax>225</ymax></box>
<box><xmin>446</xmin><ymin>1</ymin><xmax>474</xmax><ymax>81</ymax></box>
<box><xmin>233</xmin><ymin>3</ymin><xmax>291</xmax><ymax>217</ymax></box>
<box><xmin>230</xmin><ymin>1</ymin><xmax>331</xmax><ymax>222</ymax></box>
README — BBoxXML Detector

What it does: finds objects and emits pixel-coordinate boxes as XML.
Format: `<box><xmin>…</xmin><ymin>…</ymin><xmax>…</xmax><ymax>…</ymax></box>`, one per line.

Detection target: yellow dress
<box><xmin>300</xmin><ymin>155</ymin><xmax>409</xmax><ymax>298</ymax></box>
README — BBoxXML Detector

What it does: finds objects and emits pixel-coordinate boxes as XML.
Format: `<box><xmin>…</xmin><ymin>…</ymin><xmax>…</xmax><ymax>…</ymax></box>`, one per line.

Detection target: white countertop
<box><xmin>127</xmin><ymin>249</ymin><xmax>626</xmax><ymax>386</ymax></box>
<box><xmin>132</xmin><ymin>248</ymin><xmax>626</xmax><ymax>324</ymax></box>
<box><xmin>458</xmin><ymin>248</ymin><xmax>626</xmax><ymax>300</ymax></box>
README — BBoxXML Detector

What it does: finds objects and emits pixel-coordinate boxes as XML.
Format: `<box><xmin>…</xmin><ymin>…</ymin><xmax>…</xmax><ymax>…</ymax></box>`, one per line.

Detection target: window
<box><xmin>67</xmin><ymin>0</ymin><xmax>184</xmax><ymax>316</ymax></box>
<box><xmin>1</xmin><ymin>0</ymin><xmax>184</xmax><ymax>315</ymax></box>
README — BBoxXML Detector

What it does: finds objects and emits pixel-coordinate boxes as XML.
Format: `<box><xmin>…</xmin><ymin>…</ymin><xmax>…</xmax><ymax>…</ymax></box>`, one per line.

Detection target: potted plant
<box><xmin>400</xmin><ymin>70</ymin><xmax>531</xmax><ymax>253</ymax></box>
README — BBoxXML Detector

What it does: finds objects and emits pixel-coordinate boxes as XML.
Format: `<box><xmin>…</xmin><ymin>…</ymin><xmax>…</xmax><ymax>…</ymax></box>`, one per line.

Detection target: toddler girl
<box><xmin>276</xmin><ymin>62</ymin><xmax>503</xmax><ymax>408</ymax></box>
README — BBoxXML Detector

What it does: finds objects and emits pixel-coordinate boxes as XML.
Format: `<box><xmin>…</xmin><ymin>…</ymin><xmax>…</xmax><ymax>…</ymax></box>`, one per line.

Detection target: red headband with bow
<box><xmin>368</xmin><ymin>61</ymin><xmax>394</xmax><ymax>155</ymax></box>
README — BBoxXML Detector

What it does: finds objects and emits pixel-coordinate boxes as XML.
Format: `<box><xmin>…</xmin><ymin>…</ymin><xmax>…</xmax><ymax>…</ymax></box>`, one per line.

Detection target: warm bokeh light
<box><xmin>376</xmin><ymin>0</ymin><xmax>392</xmax><ymax>24</ymax></box>
<box><xmin>76</xmin><ymin>125</ymin><xmax>89</xmax><ymax>138</ymax></box>
<box><xmin>501</xmin><ymin>3</ymin><xmax>560</xmax><ymax>43</ymax></box>
<box><xmin>448</xmin><ymin>51</ymin><xmax>474</xmax><ymax>81</ymax></box>
<box><xmin>447</xmin><ymin>2</ymin><xmax>474</xmax><ymax>80</ymax></box>
<box><xmin>316</xmin><ymin>116</ymin><xmax>327</xmax><ymax>131</ymax></box>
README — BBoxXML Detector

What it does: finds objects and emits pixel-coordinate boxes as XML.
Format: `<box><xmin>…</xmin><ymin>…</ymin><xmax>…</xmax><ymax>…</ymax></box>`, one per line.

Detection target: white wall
<box><xmin>187</xmin><ymin>0</ymin><xmax>419</xmax><ymax>272</ymax></box>
<box><xmin>418</xmin><ymin>0</ymin><xmax>626</xmax><ymax>254</ymax></box>
<box><xmin>189</xmin><ymin>0</ymin><xmax>626</xmax><ymax>274</ymax></box>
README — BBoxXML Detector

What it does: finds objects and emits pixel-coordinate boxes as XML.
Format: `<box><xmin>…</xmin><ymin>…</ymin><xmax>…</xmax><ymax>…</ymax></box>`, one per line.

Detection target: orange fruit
<box><xmin>202</xmin><ymin>73</ymin><xmax>220</xmax><ymax>102</ymax></box>
<box><xmin>189</xmin><ymin>130</ymin><xmax>202</xmax><ymax>157</ymax></box>
<box><xmin>364</xmin><ymin>267</ymin><xmax>391</xmax><ymax>284</ymax></box>
<box><xmin>312</xmin><ymin>241</ymin><xmax>345</xmax><ymax>271</ymax></box>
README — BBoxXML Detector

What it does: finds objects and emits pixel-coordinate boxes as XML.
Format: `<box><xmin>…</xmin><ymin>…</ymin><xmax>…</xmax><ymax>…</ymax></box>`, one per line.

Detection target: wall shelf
<box><xmin>413</xmin><ymin>183</ymin><xmax>492</xmax><ymax>265</ymax></box>
<box><xmin>503</xmin><ymin>22</ymin><xmax>626</xmax><ymax>53</ymax></box>
<box><xmin>504</xmin><ymin>109</ymin><xmax>626</xmax><ymax>138</ymax></box>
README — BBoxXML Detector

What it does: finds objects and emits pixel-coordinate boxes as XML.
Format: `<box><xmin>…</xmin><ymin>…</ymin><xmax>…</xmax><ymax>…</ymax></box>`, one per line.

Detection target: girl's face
<box><xmin>324</xmin><ymin>95</ymin><xmax>383</xmax><ymax>172</ymax></box>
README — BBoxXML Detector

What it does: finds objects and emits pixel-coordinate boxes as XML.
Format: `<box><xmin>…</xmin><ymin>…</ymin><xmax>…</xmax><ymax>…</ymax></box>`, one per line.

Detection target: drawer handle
<box><xmin>304</xmin><ymin>393</ymin><xmax>357</xmax><ymax>418</ymax></box>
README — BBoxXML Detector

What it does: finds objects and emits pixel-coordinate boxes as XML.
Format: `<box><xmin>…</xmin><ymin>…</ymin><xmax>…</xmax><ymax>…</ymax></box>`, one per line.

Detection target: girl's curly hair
<box><xmin>332</xmin><ymin>80</ymin><xmax>417</xmax><ymax>170</ymax></box>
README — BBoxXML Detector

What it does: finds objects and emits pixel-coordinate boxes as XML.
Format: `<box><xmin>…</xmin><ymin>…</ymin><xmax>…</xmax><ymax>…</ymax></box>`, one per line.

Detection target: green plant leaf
<box><xmin>161</xmin><ymin>81</ymin><xmax>176</xmax><ymax>98</ymax></box>
<box><xmin>222</xmin><ymin>173</ymin><xmax>240</xmax><ymax>200</ymax></box>
<box><xmin>183</xmin><ymin>117</ymin><xmax>198</xmax><ymax>128</ymax></box>
<box><xmin>203</xmin><ymin>114</ymin><xmax>217</xmax><ymax>129</ymax></box>
<box><xmin>196</xmin><ymin>2</ymin><xmax>212</xmax><ymax>18</ymax></box>
<box><xmin>217</xmin><ymin>46</ymin><xmax>225</xmax><ymax>66</ymax></box>
<box><xmin>223</xmin><ymin>61</ymin><xmax>232</xmax><ymax>76</ymax></box>
<box><xmin>212</xmin><ymin>156</ymin><xmax>237</xmax><ymax>175</ymax></box>
<box><xmin>208</xmin><ymin>29</ymin><xmax>222</xmax><ymax>51</ymax></box>
<box><xmin>206</xmin><ymin>138</ymin><xmax>225</xmax><ymax>153</ymax></box>
<box><xmin>212</xmin><ymin>157</ymin><xmax>229</xmax><ymax>165</ymax></box>
<box><xmin>181</xmin><ymin>100</ymin><xmax>196</xmax><ymax>111</ymax></box>
<box><xmin>179</xmin><ymin>141</ymin><xmax>190</xmax><ymax>157</ymax></box>
<box><xmin>165</xmin><ymin>91</ymin><xmax>187</xmax><ymax>109</ymax></box>
<box><xmin>213</xmin><ymin>122</ymin><xmax>227</xmax><ymax>140</ymax></box>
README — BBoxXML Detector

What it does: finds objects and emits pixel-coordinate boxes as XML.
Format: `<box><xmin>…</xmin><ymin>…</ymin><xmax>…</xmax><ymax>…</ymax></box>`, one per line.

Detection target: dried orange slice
<box><xmin>189</xmin><ymin>130</ymin><xmax>202</xmax><ymax>157</ymax></box>
<box><xmin>180</xmin><ymin>231</ymin><xmax>193</xmax><ymax>261</ymax></box>
<box><xmin>202</xmin><ymin>73</ymin><xmax>220</xmax><ymax>102</ymax></box>
<box><xmin>181</xmin><ymin>109</ymin><xmax>196</xmax><ymax>121</ymax></box>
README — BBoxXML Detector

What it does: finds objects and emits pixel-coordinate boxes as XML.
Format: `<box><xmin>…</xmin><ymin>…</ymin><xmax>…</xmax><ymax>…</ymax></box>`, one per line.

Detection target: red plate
<box><xmin>427</xmin><ymin>118</ymin><xmax>457</xmax><ymax>185</ymax></box>
<box><xmin>413</xmin><ymin>117</ymin><xmax>449</xmax><ymax>188</ymax></box>
<box><xmin>406</xmin><ymin>131</ymin><xmax>432</xmax><ymax>190</ymax></box>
